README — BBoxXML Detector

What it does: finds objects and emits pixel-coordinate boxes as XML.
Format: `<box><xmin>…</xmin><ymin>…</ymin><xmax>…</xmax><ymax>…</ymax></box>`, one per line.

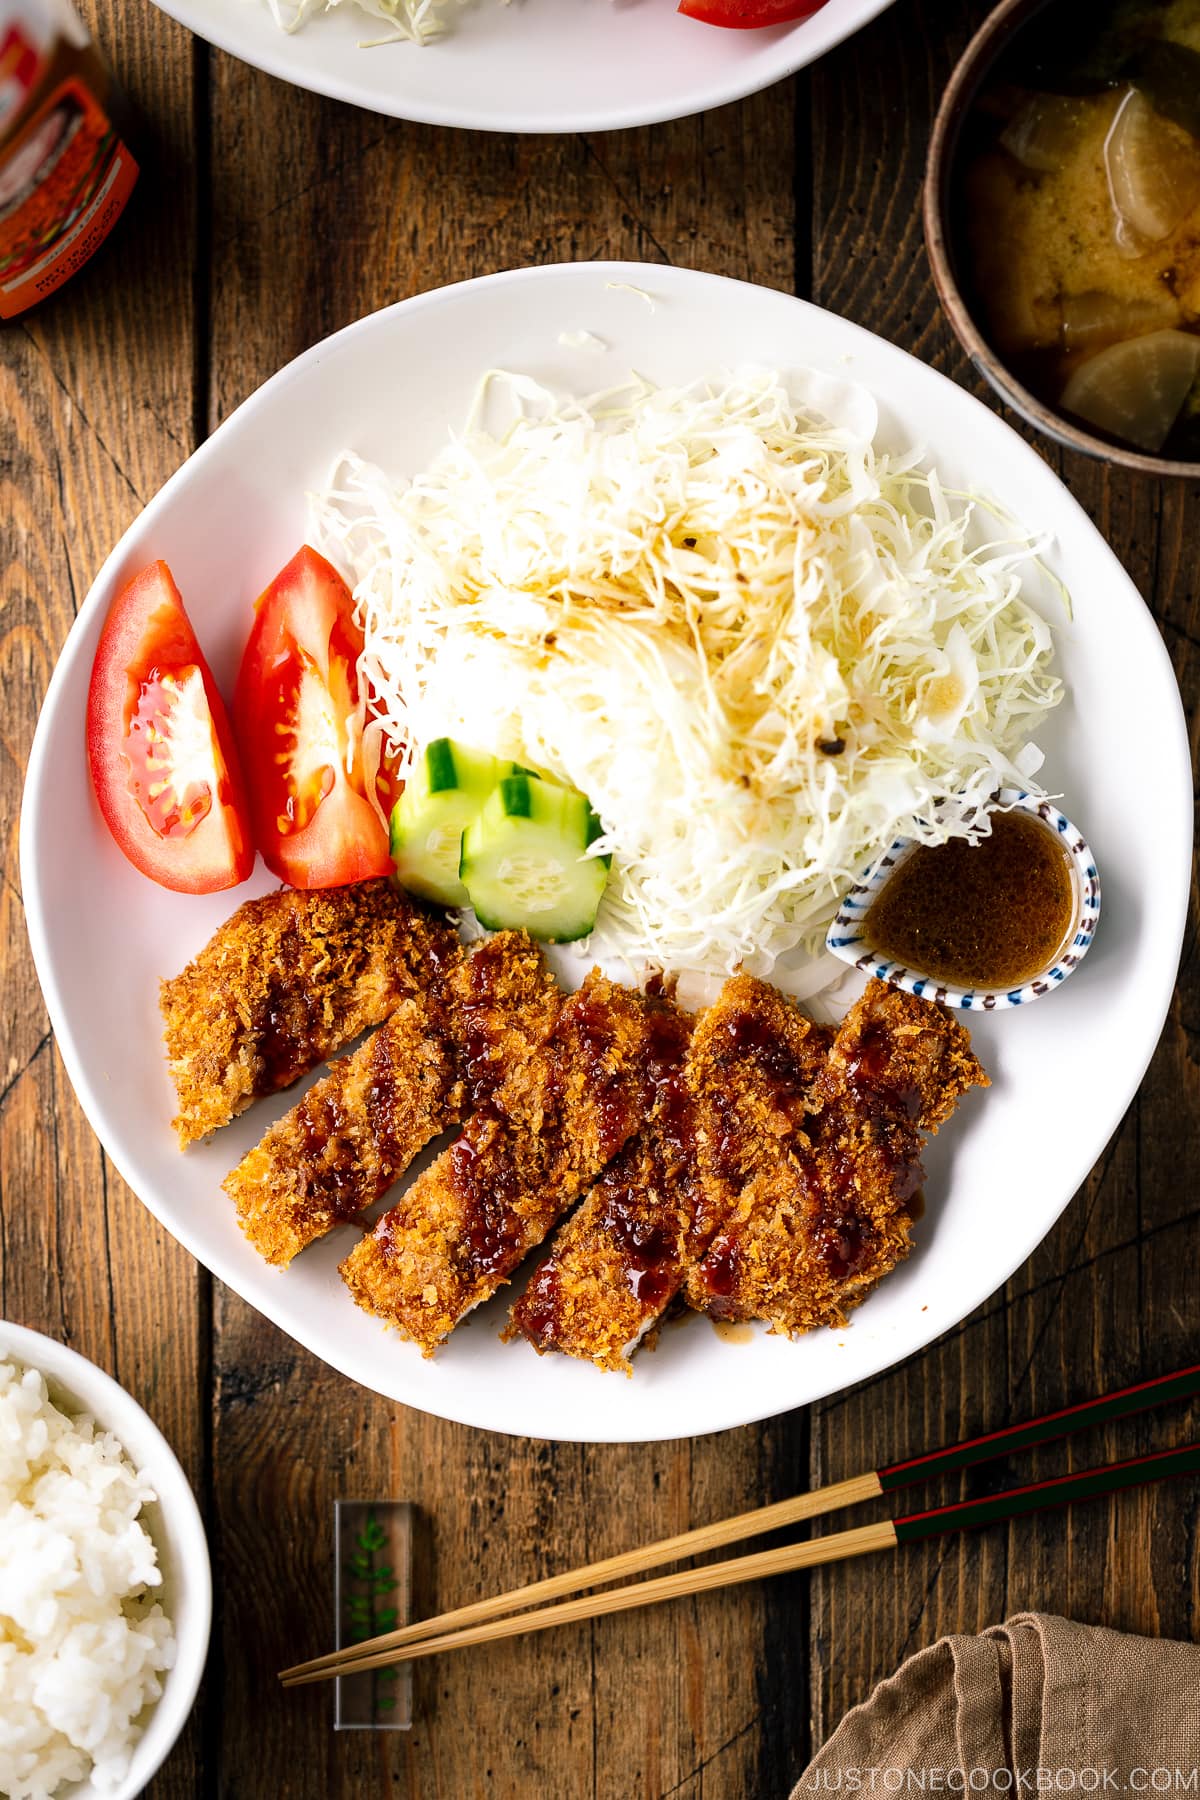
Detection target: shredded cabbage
<box><xmin>260</xmin><ymin>0</ymin><xmax>466</xmax><ymax>45</ymax></box>
<box><xmin>311</xmin><ymin>368</ymin><xmax>1064</xmax><ymax>978</ymax></box>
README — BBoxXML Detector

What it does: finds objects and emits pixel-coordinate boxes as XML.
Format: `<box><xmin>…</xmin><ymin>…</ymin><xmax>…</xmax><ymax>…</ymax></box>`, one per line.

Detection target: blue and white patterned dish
<box><xmin>824</xmin><ymin>788</ymin><xmax>1101</xmax><ymax>1012</ymax></box>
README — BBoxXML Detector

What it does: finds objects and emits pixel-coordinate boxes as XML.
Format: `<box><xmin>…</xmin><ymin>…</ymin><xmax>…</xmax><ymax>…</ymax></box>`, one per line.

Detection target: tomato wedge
<box><xmin>678</xmin><ymin>0</ymin><xmax>829</xmax><ymax>25</ymax></box>
<box><xmin>86</xmin><ymin>561</ymin><xmax>254</xmax><ymax>894</ymax></box>
<box><xmin>233</xmin><ymin>546</ymin><xmax>392</xmax><ymax>889</ymax></box>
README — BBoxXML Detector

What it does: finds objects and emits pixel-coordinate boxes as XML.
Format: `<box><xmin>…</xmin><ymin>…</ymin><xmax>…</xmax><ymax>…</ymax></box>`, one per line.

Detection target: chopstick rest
<box><xmin>333</xmin><ymin>1501</ymin><xmax>413</xmax><ymax>1729</ymax></box>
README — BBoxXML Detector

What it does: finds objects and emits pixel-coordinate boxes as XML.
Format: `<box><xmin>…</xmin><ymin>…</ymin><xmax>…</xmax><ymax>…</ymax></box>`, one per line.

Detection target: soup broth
<box><xmin>956</xmin><ymin>0</ymin><xmax>1200</xmax><ymax>457</ymax></box>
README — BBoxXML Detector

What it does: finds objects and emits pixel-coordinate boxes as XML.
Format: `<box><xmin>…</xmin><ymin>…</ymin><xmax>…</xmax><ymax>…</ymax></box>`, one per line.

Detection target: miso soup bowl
<box><xmin>923</xmin><ymin>0</ymin><xmax>1200</xmax><ymax>479</ymax></box>
<box><xmin>824</xmin><ymin>789</ymin><xmax>1102</xmax><ymax>1012</ymax></box>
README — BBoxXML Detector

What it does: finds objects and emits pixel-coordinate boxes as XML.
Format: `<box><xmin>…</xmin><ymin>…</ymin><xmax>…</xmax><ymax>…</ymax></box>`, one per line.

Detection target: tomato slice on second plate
<box><xmin>678</xmin><ymin>0</ymin><xmax>829</xmax><ymax>24</ymax></box>
<box><xmin>86</xmin><ymin>561</ymin><xmax>254</xmax><ymax>894</ymax></box>
<box><xmin>234</xmin><ymin>546</ymin><xmax>393</xmax><ymax>889</ymax></box>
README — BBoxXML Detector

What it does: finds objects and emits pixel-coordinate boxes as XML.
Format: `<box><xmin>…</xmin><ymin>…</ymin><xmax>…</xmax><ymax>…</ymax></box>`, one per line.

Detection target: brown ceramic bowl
<box><xmin>923</xmin><ymin>0</ymin><xmax>1200</xmax><ymax>479</ymax></box>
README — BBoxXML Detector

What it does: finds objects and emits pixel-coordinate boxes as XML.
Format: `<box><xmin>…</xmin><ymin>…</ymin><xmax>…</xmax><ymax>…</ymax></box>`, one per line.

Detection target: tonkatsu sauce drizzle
<box><xmin>863</xmin><ymin>809</ymin><xmax>1076</xmax><ymax>990</ymax></box>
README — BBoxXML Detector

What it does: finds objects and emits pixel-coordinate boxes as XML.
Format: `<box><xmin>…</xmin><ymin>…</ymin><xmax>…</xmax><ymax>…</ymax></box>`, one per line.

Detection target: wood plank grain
<box><xmin>0</xmin><ymin>6</ymin><xmax>206</xmax><ymax>1794</ymax></box>
<box><xmin>807</xmin><ymin>0</ymin><xmax>1200</xmax><ymax>1757</ymax></box>
<box><xmin>203</xmin><ymin>51</ymin><xmax>802</xmax><ymax>1799</ymax></box>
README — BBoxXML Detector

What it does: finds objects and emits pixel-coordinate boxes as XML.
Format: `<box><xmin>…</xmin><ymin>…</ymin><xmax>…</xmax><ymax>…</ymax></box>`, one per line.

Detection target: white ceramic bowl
<box><xmin>0</xmin><ymin>1322</ymin><xmax>211</xmax><ymax>1800</ymax></box>
<box><xmin>148</xmin><ymin>0</ymin><xmax>898</xmax><ymax>133</ymax></box>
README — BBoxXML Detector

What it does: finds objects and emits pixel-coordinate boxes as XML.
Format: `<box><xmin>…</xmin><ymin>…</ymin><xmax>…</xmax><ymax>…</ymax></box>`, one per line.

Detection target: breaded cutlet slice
<box><xmin>340</xmin><ymin>971</ymin><xmax>659</xmax><ymax>1356</ymax></box>
<box><xmin>686</xmin><ymin>974</ymin><xmax>835</xmax><ymax>1202</ymax></box>
<box><xmin>809</xmin><ymin>977</ymin><xmax>987</xmax><ymax>1132</ymax></box>
<box><xmin>160</xmin><ymin>881</ymin><xmax>456</xmax><ymax>1148</ymax></box>
<box><xmin>686</xmin><ymin>978</ymin><xmax>988</xmax><ymax>1336</ymax></box>
<box><xmin>505</xmin><ymin>1002</ymin><xmax>704</xmax><ymax>1374</ymax></box>
<box><xmin>223</xmin><ymin>932</ymin><xmax>555</xmax><ymax>1268</ymax></box>
<box><xmin>507</xmin><ymin>977</ymin><xmax>837</xmax><ymax>1373</ymax></box>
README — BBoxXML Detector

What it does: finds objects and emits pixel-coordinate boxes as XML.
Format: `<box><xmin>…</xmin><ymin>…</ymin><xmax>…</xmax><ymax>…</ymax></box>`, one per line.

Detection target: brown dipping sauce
<box><xmin>863</xmin><ymin>810</ymin><xmax>1076</xmax><ymax>990</ymax></box>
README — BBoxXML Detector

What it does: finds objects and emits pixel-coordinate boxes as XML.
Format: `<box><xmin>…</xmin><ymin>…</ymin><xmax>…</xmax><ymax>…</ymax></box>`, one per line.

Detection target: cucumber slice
<box><xmin>460</xmin><ymin>771</ymin><xmax>609</xmax><ymax>942</ymax></box>
<box><xmin>390</xmin><ymin>738</ymin><xmax>500</xmax><ymax>907</ymax></box>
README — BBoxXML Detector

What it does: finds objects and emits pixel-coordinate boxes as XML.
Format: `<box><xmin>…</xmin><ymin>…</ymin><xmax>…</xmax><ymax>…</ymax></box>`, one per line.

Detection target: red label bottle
<box><xmin>0</xmin><ymin>0</ymin><xmax>138</xmax><ymax>318</ymax></box>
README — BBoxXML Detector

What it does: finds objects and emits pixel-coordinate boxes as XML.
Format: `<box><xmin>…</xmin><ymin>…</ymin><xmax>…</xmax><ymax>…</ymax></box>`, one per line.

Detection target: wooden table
<box><xmin>3</xmin><ymin>1</ymin><xmax>1198</xmax><ymax>1793</ymax></box>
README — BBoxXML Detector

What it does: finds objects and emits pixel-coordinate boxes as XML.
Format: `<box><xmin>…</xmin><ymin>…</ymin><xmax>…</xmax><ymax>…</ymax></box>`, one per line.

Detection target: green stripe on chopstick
<box><xmin>878</xmin><ymin>1364</ymin><xmax>1200</xmax><ymax>1492</ymax></box>
<box><xmin>893</xmin><ymin>1441</ymin><xmax>1200</xmax><ymax>1545</ymax></box>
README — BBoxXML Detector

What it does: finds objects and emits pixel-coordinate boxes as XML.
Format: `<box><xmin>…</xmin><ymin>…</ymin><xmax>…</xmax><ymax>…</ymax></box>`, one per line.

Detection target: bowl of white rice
<box><xmin>0</xmin><ymin>1322</ymin><xmax>211</xmax><ymax>1800</ymax></box>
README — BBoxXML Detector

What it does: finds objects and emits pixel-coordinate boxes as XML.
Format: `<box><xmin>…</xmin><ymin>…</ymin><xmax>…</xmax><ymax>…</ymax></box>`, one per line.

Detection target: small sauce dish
<box><xmin>825</xmin><ymin>788</ymin><xmax>1101</xmax><ymax>1011</ymax></box>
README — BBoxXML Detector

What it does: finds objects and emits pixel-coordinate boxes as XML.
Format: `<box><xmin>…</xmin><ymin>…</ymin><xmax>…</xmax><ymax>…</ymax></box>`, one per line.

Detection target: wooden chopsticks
<box><xmin>279</xmin><ymin>1362</ymin><xmax>1200</xmax><ymax>1688</ymax></box>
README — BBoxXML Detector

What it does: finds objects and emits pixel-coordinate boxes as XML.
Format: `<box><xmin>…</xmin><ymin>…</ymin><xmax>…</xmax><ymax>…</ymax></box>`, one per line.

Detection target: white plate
<box><xmin>21</xmin><ymin>263</ymin><xmax>1192</xmax><ymax>1443</ymax></box>
<box><xmin>149</xmin><ymin>0</ymin><xmax>896</xmax><ymax>133</ymax></box>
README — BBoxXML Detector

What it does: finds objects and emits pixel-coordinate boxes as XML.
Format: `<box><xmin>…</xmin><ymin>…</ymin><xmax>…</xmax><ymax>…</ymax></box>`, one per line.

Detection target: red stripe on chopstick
<box><xmin>878</xmin><ymin>1363</ymin><xmax>1200</xmax><ymax>1491</ymax></box>
<box><xmin>892</xmin><ymin>1440</ymin><xmax>1200</xmax><ymax>1543</ymax></box>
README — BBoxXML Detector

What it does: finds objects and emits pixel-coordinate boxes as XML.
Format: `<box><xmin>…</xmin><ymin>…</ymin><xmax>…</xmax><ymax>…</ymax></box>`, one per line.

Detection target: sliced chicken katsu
<box><xmin>222</xmin><ymin>932</ymin><xmax>554</xmax><ymax>1267</ymax></box>
<box><xmin>340</xmin><ymin>971</ymin><xmax>660</xmax><ymax>1355</ymax></box>
<box><xmin>689</xmin><ymin>975</ymin><xmax>835</xmax><ymax>1203</ymax></box>
<box><xmin>686</xmin><ymin>978</ymin><xmax>988</xmax><ymax>1336</ymax></box>
<box><xmin>506</xmin><ymin>978</ymin><xmax>838</xmax><ymax>1374</ymax></box>
<box><xmin>505</xmin><ymin>1002</ymin><xmax>704</xmax><ymax>1374</ymax></box>
<box><xmin>160</xmin><ymin>881</ymin><xmax>457</xmax><ymax>1147</ymax></box>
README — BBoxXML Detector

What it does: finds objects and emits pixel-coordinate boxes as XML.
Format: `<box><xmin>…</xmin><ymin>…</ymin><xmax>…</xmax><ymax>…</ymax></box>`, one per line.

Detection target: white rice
<box><xmin>0</xmin><ymin>1356</ymin><xmax>176</xmax><ymax>1800</ymax></box>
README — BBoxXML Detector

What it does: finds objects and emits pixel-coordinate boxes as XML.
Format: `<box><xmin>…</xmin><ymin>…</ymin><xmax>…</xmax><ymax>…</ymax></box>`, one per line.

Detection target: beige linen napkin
<box><xmin>791</xmin><ymin>1614</ymin><xmax>1200</xmax><ymax>1800</ymax></box>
